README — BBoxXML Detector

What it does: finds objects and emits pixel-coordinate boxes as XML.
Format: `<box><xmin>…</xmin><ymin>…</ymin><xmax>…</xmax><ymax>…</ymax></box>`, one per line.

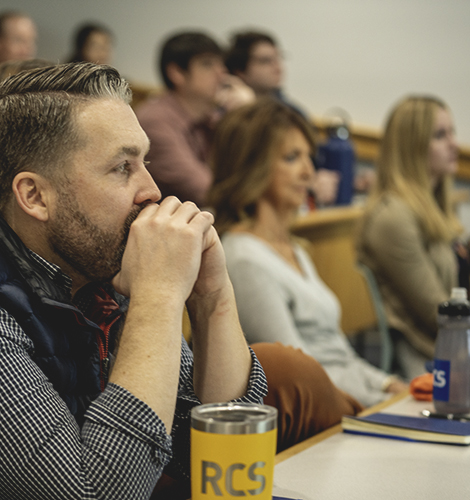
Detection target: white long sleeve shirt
<box><xmin>222</xmin><ymin>232</ymin><xmax>389</xmax><ymax>407</ymax></box>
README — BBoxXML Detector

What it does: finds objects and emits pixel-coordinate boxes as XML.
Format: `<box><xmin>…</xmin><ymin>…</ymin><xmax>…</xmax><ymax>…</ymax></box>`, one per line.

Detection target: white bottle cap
<box><xmin>450</xmin><ymin>287</ymin><xmax>468</xmax><ymax>301</ymax></box>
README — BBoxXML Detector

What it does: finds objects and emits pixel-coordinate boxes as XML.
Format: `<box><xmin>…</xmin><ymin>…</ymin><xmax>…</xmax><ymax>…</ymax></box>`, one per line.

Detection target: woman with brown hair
<box><xmin>358</xmin><ymin>95</ymin><xmax>462</xmax><ymax>380</ymax></box>
<box><xmin>208</xmin><ymin>98</ymin><xmax>406</xmax><ymax>407</ymax></box>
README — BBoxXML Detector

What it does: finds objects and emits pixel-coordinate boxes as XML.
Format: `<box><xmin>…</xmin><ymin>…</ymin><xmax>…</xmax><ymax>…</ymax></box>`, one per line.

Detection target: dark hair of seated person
<box><xmin>158</xmin><ymin>31</ymin><xmax>223</xmax><ymax>89</ymax></box>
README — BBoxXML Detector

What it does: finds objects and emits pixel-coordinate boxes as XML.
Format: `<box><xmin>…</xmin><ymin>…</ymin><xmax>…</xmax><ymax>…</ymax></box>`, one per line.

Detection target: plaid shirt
<box><xmin>0</xmin><ymin>251</ymin><xmax>268</xmax><ymax>499</ymax></box>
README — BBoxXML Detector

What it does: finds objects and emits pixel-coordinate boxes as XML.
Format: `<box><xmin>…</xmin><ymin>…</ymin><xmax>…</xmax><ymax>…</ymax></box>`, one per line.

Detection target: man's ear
<box><xmin>11</xmin><ymin>172</ymin><xmax>54</xmax><ymax>222</ymax></box>
<box><xmin>166</xmin><ymin>62</ymin><xmax>187</xmax><ymax>89</ymax></box>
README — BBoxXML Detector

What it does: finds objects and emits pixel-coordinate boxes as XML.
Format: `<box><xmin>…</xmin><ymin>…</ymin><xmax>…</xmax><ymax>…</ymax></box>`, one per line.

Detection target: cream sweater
<box><xmin>358</xmin><ymin>194</ymin><xmax>457</xmax><ymax>359</ymax></box>
<box><xmin>223</xmin><ymin>232</ymin><xmax>390</xmax><ymax>407</ymax></box>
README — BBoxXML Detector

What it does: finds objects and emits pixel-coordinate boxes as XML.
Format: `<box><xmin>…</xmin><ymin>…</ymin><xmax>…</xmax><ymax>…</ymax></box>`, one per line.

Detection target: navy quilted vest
<box><xmin>0</xmin><ymin>217</ymin><xmax>125</xmax><ymax>427</ymax></box>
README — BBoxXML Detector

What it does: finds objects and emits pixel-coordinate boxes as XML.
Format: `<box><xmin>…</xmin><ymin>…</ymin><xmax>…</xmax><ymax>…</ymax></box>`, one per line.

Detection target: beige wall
<box><xmin>3</xmin><ymin>0</ymin><xmax>470</xmax><ymax>143</ymax></box>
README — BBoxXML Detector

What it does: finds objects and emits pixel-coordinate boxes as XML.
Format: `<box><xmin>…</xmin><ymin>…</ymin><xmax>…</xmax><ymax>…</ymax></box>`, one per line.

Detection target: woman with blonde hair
<box><xmin>208</xmin><ymin>98</ymin><xmax>406</xmax><ymax>407</ymax></box>
<box><xmin>358</xmin><ymin>95</ymin><xmax>461</xmax><ymax>380</ymax></box>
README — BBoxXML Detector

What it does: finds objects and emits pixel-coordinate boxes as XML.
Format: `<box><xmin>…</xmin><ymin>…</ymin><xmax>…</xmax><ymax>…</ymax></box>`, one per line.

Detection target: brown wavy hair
<box><xmin>207</xmin><ymin>97</ymin><xmax>315</xmax><ymax>235</ymax></box>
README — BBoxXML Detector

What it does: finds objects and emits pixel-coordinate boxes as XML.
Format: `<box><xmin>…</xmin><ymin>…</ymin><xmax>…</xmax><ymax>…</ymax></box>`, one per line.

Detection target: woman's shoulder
<box><xmin>222</xmin><ymin>233</ymin><xmax>286</xmax><ymax>285</ymax></box>
<box><xmin>372</xmin><ymin>192</ymin><xmax>410</xmax><ymax>210</ymax></box>
<box><xmin>366</xmin><ymin>193</ymin><xmax>415</xmax><ymax>226</ymax></box>
<box><xmin>222</xmin><ymin>232</ymin><xmax>272</xmax><ymax>262</ymax></box>
<box><xmin>360</xmin><ymin>194</ymin><xmax>423</xmax><ymax>250</ymax></box>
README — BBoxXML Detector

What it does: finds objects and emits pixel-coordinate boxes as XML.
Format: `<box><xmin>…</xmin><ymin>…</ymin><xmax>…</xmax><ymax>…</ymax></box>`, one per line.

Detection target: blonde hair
<box><xmin>208</xmin><ymin>97</ymin><xmax>316</xmax><ymax>234</ymax></box>
<box><xmin>367</xmin><ymin>95</ymin><xmax>460</xmax><ymax>241</ymax></box>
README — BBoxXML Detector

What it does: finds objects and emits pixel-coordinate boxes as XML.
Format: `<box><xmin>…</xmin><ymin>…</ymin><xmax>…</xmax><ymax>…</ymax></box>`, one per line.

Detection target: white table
<box><xmin>273</xmin><ymin>393</ymin><xmax>470</xmax><ymax>500</ymax></box>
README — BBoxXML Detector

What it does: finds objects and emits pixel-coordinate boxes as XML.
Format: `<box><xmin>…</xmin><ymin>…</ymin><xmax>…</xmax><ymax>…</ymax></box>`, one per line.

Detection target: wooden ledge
<box><xmin>292</xmin><ymin>205</ymin><xmax>364</xmax><ymax>232</ymax></box>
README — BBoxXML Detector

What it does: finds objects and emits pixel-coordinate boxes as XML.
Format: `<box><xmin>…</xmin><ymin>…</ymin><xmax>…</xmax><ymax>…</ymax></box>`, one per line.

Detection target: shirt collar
<box><xmin>26</xmin><ymin>249</ymin><xmax>121</xmax><ymax>316</ymax></box>
<box><xmin>27</xmin><ymin>249</ymin><xmax>73</xmax><ymax>298</ymax></box>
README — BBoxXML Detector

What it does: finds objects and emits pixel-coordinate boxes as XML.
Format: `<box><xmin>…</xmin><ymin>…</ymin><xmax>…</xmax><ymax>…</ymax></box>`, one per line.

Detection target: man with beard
<box><xmin>0</xmin><ymin>62</ymin><xmax>267</xmax><ymax>500</ymax></box>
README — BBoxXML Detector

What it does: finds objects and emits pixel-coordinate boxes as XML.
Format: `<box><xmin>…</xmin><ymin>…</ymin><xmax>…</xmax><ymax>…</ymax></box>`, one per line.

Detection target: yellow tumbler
<box><xmin>191</xmin><ymin>403</ymin><xmax>278</xmax><ymax>499</ymax></box>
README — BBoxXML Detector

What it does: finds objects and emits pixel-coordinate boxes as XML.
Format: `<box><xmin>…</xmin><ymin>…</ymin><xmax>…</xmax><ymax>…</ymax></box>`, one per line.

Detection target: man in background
<box><xmin>225</xmin><ymin>30</ymin><xmax>306</xmax><ymax>117</ymax></box>
<box><xmin>225</xmin><ymin>29</ymin><xmax>340</xmax><ymax>206</ymax></box>
<box><xmin>0</xmin><ymin>10</ymin><xmax>37</xmax><ymax>63</ymax></box>
<box><xmin>136</xmin><ymin>32</ymin><xmax>254</xmax><ymax>207</ymax></box>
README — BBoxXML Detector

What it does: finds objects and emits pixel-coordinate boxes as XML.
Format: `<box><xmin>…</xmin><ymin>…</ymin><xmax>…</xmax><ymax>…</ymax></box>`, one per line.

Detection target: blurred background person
<box><xmin>67</xmin><ymin>22</ymin><xmax>114</xmax><ymax>65</ymax></box>
<box><xmin>226</xmin><ymin>29</ymin><xmax>340</xmax><ymax>207</ymax></box>
<box><xmin>358</xmin><ymin>95</ymin><xmax>462</xmax><ymax>381</ymax></box>
<box><xmin>225</xmin><ymin>30</ymin><xmax>304</xmax><ymax>116</ymax></box>
<box><xmin>208</xmin><ymin>98</ymin><xmax>407</xmax><ymax>407</ymax></box>
<box><xmin>0</xmin><ymin>10</ymin><xmax>37</xmax><ymax>63</ymax></box>
<box><xmin>136</xmin><ymin>31</ymin><xmax>254</xmax><ymax>207</ymax></box>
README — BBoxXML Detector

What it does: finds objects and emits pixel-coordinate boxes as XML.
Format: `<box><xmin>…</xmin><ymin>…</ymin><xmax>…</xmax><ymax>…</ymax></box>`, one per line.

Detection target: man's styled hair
<box><xmin>0</xmin><ymin>62</ymin><xmax>131</xmax><ymax>212</ymax></box>
<box><xmin>159</xmin><ymin>31</ymin><xmax>223</xmax><ymax>89</ymax></box>
<box><xmin>225</xmin><ymin>31</ymin><xmax>277</xmax><ymax>75</ymax></box>
<box><xmin>0</xmin><ymin>58</ymin><xmax>52</xmax><ymax>83</ymax></box>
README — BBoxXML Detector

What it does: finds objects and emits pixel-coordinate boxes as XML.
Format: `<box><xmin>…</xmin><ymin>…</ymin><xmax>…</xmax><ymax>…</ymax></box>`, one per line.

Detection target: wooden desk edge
<box><xmin>291</xmin><ymin>205</ymin><xmax>364</xmax><ymax>231</ymax></box>
<box><xmin>274</xmin><ymin>389</ymin><xmax>411</xmax><ymax>465</ymax></box>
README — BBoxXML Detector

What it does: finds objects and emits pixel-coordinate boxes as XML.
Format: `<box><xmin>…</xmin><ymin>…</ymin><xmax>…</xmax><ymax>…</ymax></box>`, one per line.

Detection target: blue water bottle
<box><xmin>433</xmin><ymin>287</ymin><xmax>470</xmax><ymax>414</ymax></box>
<box><xmin>315</xmin><ymin>123</ymin><xmax>355</xmax><ymax>206</ymax></box>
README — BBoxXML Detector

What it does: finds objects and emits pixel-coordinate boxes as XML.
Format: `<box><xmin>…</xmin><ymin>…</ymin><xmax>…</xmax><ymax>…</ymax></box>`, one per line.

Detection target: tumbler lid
<box><xmin>439</xmin><ymin>288</ymin><xmax>470</xmax><ymax>316</ymax></box>
<box><xmin>191</xmin><ymin>403</ymin><xmax>277</xmax><ymax>434</ymax></box>
<box><xmin>438</xmin><ymin>301</ymin><xmax>470</xmax><ymax>316</ymax></box>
